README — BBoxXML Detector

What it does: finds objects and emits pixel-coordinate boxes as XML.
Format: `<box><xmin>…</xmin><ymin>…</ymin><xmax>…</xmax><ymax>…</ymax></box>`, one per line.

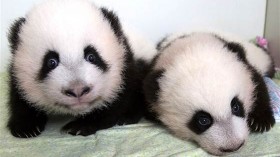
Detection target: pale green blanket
<box><xmin>0</xmin><ymin>73</ymin><xmax>280</xmax><ymax>157</ymax></box>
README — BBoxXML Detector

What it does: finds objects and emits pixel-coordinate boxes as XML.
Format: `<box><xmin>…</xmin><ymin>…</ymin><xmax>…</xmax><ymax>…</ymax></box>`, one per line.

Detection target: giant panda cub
<box><xmin>7</xmin><ymin>0</ymin><xmax>152</xmax><ymax>138</ymax></box>
<box><xmin>143</xmin><ymin>32</ymin><xmax>275</xmax><ymax>155</ymax></box>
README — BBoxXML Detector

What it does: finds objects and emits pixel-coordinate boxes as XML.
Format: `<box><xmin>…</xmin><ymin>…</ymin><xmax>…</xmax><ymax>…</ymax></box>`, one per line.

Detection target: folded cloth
<box><xmin>265</xmin><ymin>77</ymin><xmax>280</xmax><ymax>122</ymax></box>
<box><xmin>0</xmin><ymin>73</ymin><xmax>280</xmax><ymax>156</ymax></box>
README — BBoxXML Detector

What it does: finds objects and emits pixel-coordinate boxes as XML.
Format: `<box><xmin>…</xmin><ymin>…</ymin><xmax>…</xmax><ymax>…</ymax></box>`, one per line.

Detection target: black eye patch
<box><xmin>38</xmin><ymin>51</ymin><xmax>59</xmax><ymax>81</ymax></box>
<box><xmin>188</xmin><ymin>110</ymin><xmax>213</xmax><ymax>134</ymax></box>
<box><xmin>231</xmin><ymin>97</ymin><xmax>245</xmax><ymax>118</ymax></box>
<box><xmin>84</xmin><ymin>45</ymin><xmax>109</xmax><ymax>72</ymax></box>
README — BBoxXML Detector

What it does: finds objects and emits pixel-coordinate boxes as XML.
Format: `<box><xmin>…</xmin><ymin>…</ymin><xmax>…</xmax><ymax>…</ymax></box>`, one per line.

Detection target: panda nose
<box><xmin>219</xmin><ymin>141</ymin><xmax>244</xmax><ymax>153</ymax></box>
<box><xmin>63</xmin><ymin>86</ymin><xmax>91</xmax><ymax>98</ymax></box>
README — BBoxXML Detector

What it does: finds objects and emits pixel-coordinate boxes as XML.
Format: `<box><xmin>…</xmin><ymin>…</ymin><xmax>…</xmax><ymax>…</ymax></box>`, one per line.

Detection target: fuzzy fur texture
<box><xmin>144</xmin><ymin>32</ymin><xmax>275</xmax><ymax>155</ymax></box>
<box><xmin>157</xmin><ymin>31</ymin><xmax>274</xmax><ymax>77</ymax></box>
<box><xmin>7</xmin><ymin>0</ymin><xmax>152</xmax><ymax>138</ymax></box>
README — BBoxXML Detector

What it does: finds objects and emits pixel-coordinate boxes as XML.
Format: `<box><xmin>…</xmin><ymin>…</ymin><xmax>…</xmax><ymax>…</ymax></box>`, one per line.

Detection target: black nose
<box><xmin>81</xmin><ymin>87</ymin><xmax>91</xmax><ymax>96</ymax></box>
<box><xmin>220</xmin><ymin>141</ymin><xmax>244</xmax><ymax>153</ymax></box>
<box><xmin>64</xmin><ymin>89</ymin><xmax>77</xmax><ymax>97</ymax></box>
<box><xmin>63</xmin><ymin>86</ymin><xmax>91</xmax><ymax>98</ymax></box>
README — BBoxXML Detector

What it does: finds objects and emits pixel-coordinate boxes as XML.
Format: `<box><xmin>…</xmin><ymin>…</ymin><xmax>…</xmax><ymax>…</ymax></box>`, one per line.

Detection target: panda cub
<box><xmin>144</xmin><ymin>32</ymin><xmax>275</xmax><ymax>155</ymax></box>
<box><xmin>7</xmin><ymin>0</ymin><xmax>151</xmax><ymax>138</ymax></box>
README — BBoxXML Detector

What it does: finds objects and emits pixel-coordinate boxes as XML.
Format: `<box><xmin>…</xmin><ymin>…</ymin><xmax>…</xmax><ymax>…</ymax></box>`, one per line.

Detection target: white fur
<box><xmin>123</xmin><ymin>25</ymin><xmax>157</xmax><ymax>62</ymax></box>
<box><xmin>152</xmin><ymin>33</ymin><xmax>256</xmax><ymax>155</ymax></box>
<box><xmin>13</xmin><ymin>0</ymin><xmax>126</xmax><ymax>115</ymax></box>
<box><xmin>215</xmin><ymin>32</ymin><xmax>273</xmax><ymax>76</ymax></box>
<box><xmin>158</xmin><ymin>31</ymin><xmax>273</xmax><ymax>76</ymax></box>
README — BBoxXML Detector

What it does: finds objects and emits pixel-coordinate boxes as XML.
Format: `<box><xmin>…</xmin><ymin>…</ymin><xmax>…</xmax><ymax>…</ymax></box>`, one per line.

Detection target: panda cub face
<box><xmin>12</xmin><ymin>0</ymin><xmax>126</xmax><ymax>115</ymax></box>
<box><xmin>148</xmin><ymin>33</ymin><xmax>255</xmax><ymax>155</ymax></box>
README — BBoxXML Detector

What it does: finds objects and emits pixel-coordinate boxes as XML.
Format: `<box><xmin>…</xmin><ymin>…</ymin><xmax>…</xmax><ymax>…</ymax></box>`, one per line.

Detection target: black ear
<box><xmin>8</xmin><ymin>17</ymin><xmax>26</xmax><ymax>54</ymax></box>
<box><xmin>100</xmin><ymin>7</ymin><xmax>123</xmax><ymax>40</ymax></box>
<box><xmin>100</xmin><ymin>7</ymin><xmax>133</xmax><ymax>62</ymax></box>
<box><xmin>224</xmin><ymin>42</ymin><xmax>248</xmax><ymax>64</ymax></box>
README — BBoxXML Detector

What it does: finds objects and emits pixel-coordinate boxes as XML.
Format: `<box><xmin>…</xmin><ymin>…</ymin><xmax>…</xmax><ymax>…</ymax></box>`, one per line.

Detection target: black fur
<box><xmin>60</xmin><ymin>8</ymin><xmax>145</xmax><ymax>136</ymax></box>
<box><xmin>84</xmin><ymin>45</ymin><xmax>109</xmax><ymax>72</ymax></box>
<box><xmin>7</xmin><ymin>64</ymin><xmax>47</xmax><ymax>138</ymax></box>
<box><xmin>37</xmin><ymin>51</ymin><xmax>60</xmax><ymax>81</ymax></box>
<box><xmin>143</xmin><ymin>70</ymin><xmax>164</xmax><ymax>104</ymax></box>
<box><xmin>149</xmin><ymin>53</ymin><xmax>161</xmax><ymax>69</ymax></box>
<box><xmin>188</xmin><ymin>110</ymin><xmax>213</xmax><ymax>134</ymax></box>
<box><xmin>217</xmin><ymin>34</ymin><xmax>275</xmax><ymax>78</ymax></box>
<box><xmin>62</xmin><ymin>7</ymin><xmax>140</xmax><ymax>136</ymax></box>
<box><xmin>7</xmin><ymin>7</ymin><xmax>146</xmax><ymax>137</ymax></box>
<box><xmin>224</xmin><ymin>42</ymin><xmax>248</xmax><ymax>63</ymax></box>
<box><xmin>266</xmin><ymin>62</ymin><xmax>276</xmax><ymax>78</ymax></box>
<box><xmin>8</xmin><ymin>18</ymin><xmax>25</xmax><ymax>54</ymax></box>
<box><xmin>143</xmin><ymin>69</ymin><xmax>164</xmax><ymax>123</ymax></box>
<box><xmin>7</xmin><ymin>18</ymin><xmax>48</xmax><ymax>138</ymax></box>
<box><xmin>100</xmin><ymin>7</ymin><xmax>134</xmax><ymax>65</ymax></box>
<box><xmin>266</xmin><ymin>63</ymin><xmax>276</xmax><ymax>78</ymax></box>
<box><xmin>61</xmin><ymin>57</ymin><xmax>148</xmax><ymax>136</ymax></box>
<box><xmin>247</xmin><ymin>68</ymin><xmax>275</xmax><ymax>133</ymax></box>
<box><xmin>221</xmin><ymin>37</ymin><xmax>275</xmax><ymax>133</ymax></box>
<box><xmin>145</xmin><ymin>34</ymin><xmax>275</xmax><ymax>135</ymax></box>
<box><xmin>101</xmin><ymin>8</ymin><xmax>123</xmax><ymax>41</ymax></box>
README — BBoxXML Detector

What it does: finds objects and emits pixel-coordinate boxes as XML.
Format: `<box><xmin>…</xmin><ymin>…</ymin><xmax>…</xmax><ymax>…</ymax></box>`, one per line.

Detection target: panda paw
<box><xmin>117</xmin><ymin>115</ymin><xmax>141</xmax><ymax>125</ymax></box>
<box><xmin>61</xmin><ymin>120</ymin><xmax>97</xmax><ymax>136</ymax></box>
<box><xmin>247</xmin><ymin>110</ymin><xmax>275</xmax><ymax>133</ymax></box>
<box><xmin>8</xmin><ymin>116</ymin><xmax>47</xmax><ymax>138</ymax></box>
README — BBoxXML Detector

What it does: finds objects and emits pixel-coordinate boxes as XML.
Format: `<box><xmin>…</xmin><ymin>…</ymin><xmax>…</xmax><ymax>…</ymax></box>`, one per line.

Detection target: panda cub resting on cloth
<box><xmin>144</xmin><ymin>32</ymin><xmax>275</xmax><ymax>155</ymax></box>
<box><xmin>7</xmin><ymin>0</ymin><xmax>154</xmax><ymax>138</ymax></box>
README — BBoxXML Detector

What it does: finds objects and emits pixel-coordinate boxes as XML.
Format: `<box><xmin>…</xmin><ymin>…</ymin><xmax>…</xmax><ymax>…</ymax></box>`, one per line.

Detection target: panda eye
<box><xmin>188</xmin><ymin>110</ymin><xmax>213</xmax><ymax>134</ymax></box>
<box><xmin>84</xmin><ymin>45</ymin><xmax>109</xmax><ymax>72</ymax></box>
<box><xmin>231</xmin><ymin>97</ymin><xmax>245</xmax><ymax>117</ymax></box>
<box><xmin>198</xmin><ymin>116</ymin><xmax>211</xmax><ymax>126</ymax></box>
<box><xmin>232</xmin><ymin>102</ymin><xmax>239</xmax><ymax>113</ymax></box>
<box><xmin>47</xmin><ymin>58</ymin><xmax>59</xmax><ymax>69</ymax></box>
<box><xmin>38</xmin><ymin>51</ymin><xmax>59</xmax><ymax>80</ymax></box>
<box><xmin>85</xmin><ymin>53</ymin><xmax>96</xmax><ymax>63</ymax></box>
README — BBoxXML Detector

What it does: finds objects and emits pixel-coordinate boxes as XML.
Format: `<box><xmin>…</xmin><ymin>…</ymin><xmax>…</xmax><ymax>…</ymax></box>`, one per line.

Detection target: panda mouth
<box><xmin>54</xmin><ymin>102</ymin><xmax>90</xmax><ymax>109</ymax></box>
<box><xmin>55</xmin><ymin>97</ymin><xmax>102</xmax><ymax>109</ymax></box>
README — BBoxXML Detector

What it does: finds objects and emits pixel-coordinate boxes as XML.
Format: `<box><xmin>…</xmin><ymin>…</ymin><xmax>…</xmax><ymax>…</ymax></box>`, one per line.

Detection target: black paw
<box><xmin>117</xmin><ymin>115</ymin><xmax>141</xmax><ymax>125</ymax></box>
<box><xmin>8</xmin><ymin>115</ymin><xmax>47</xmax><ymax>138</ymax></box>
<box><xmin>61</xmin><ymin>120</ymin><xmax>97</xmax><ymax>136</ymax></box>
<box><xmin>247</xmin><ymin>110</ymin><xmax>275</xmax><ymax>133</ymax></box>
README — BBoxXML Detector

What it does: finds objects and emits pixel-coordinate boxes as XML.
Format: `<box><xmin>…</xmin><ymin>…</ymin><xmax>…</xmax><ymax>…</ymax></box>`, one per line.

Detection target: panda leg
<box><xmin>247</xmin><ymin>70</ymin><xmax>275</xmax><ymax>133</ymax></box>
<box><xmin>7</xmin><ymin>94</ymin><xmax>47</xmax><ymax>138</ymax></box>
<box><xmin>117</xmin><ymin>105</ymin><xmax>143</xmax><ymax>125</ymax></box>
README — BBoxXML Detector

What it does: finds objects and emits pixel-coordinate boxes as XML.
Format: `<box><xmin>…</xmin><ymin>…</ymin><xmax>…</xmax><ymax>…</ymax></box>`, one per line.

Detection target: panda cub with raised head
<box><xmin>144</xmin><ymin>32</ymin><xmax>275</xmax><ymax>155</ymax></box>
<box><xmin>7</xmin><ymin>0</ymin><xmax>150</xmax><ymax>138</ymax></box>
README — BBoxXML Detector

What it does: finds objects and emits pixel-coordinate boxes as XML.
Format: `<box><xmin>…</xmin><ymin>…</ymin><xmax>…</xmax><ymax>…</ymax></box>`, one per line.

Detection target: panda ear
<box><xmin>224</xmin><ymin>42</ymin><xmax>248</xmax><ymax>64</ymax></box>
<box><xmin>100</xmin><ymin>7</ymin><xmax>123</xmax><ymax>40</ymax></box>
<box><xmin>8</xmin><ymin>17</ymin><xmax>25</xmax><ymax>54</ymax></box>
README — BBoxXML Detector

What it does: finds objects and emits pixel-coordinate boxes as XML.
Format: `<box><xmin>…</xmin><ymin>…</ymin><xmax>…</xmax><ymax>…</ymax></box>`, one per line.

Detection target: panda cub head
<box><xmin>9</xmin><ymin>0</ymin><xmax>128</xmax><ymax>115</ymax></box>
<box><xmin>144</xmin><ymin>33</ymin><xmax>262</xmax><ymax>155</ymax></box>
